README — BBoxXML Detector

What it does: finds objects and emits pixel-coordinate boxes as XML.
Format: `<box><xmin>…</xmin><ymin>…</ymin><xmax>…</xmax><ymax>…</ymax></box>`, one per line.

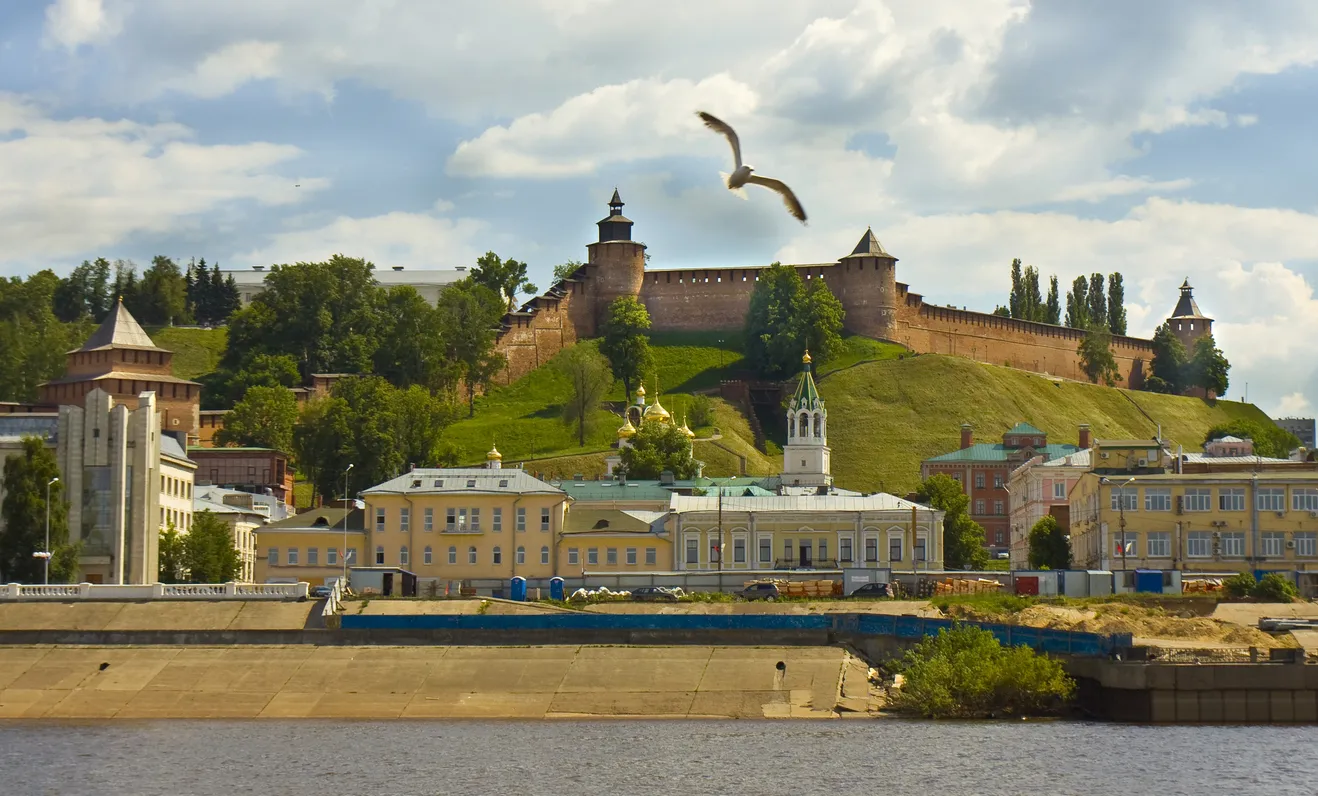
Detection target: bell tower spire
<box><xmin>782</xmin><ymin>350</ymin><xmax>832</xmax><ymax>489</ymax></box>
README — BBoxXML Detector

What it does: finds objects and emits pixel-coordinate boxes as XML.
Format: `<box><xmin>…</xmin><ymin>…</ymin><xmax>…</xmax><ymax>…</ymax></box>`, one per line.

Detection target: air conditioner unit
<box><xmin>1309</xmin><ymin>511</ymin><xmax>1318</xmax><ymax>519</ymax></box>
<box><xmin>1287</xmin><ymin>540</ymin><xmax>1297</xmax><ymax>550</ymax></box>
<box><xmin>1100</xmin><ymin>452</ymin><xmax>1110</xmax><ymax>459</ymax></box>
<box><xmin>1212</xmin><ymin>531</ymin><xmax>1221</xmax><ymax>539</ymax></box>
<box><xmin>1138</xmin><ymin>458</ymin><xmax>1148</xmax><ymax>467</ymax></box>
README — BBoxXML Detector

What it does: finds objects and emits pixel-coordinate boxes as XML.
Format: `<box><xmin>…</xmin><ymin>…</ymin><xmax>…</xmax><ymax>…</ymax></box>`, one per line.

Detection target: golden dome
<box><xmin>617</xmin><ymin>419</ymin><xmax>637</xmax><ymax>439</ymax></box>
<box><xmin>643</xmin><ymin>400</ymin><xmax>671</xmax><ymax>422</ymax></box>
<box><xmin>486</xmin><ymin>443</ymin><xmax>502</xmax><ymax>461</ymax></box>
<box><xmin>635</xmin><ymin>383</ymin><xmax>646</xmax><ymax>397</ymax></box>
<box><xmin>680</xmin><ymin>420</ymin><xmax>696</xmax><ymax>439</ymax></box>
<box><xmin>802</xmin><ymin>350</ymin><xmax>812</xmax><ymax>364</ymax></box>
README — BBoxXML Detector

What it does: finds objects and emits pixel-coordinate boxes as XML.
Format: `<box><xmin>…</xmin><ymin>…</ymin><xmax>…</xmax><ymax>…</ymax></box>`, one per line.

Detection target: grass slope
<box><xmin>148</xmin><ymin>326</ymin><xmax>227</xmax><ymax>381</ymax></box>
<box><xmin>820</xmin><ymin>353</ymin><xmax>1275</xmax><ymax>495</ymax></box>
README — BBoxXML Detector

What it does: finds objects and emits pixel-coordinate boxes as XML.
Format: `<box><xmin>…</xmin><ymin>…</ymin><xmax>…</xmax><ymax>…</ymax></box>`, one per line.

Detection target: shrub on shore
<box><xmin>888</xmin><ymin>625</ymin><xmax>1075</xmax><ymax>719</ymax></box>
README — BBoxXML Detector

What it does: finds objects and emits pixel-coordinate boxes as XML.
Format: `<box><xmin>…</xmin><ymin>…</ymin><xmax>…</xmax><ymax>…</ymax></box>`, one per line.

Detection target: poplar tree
<box><xmin>1064</xmin><ymin>277</ymin><xmax>1089</xmax><ymax>329</ymax></box>
<box><xmin>1044</xmin><ymin>275</ymin><xmax>1061</xmax><ymax>325</ymax></box>
<box><xmin>1086</xmin><ymin>273</ymin><xmax>1106</xmax><ymax>329</ymax></box>
<box><xmin>1107</xmin><ymin>273</ymin><xmax>1127</xmax><ymax>335</ymax></box>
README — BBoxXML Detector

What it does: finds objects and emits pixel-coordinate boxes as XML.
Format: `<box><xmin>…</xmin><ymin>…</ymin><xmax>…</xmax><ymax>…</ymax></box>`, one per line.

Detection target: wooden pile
<box><xmin>741</xmin><ymin>579</ymin><xmax>842</xmax><ymax>598</ymax></box>
<box><xmin>932</xmin><ymin>577</ymin><xmax>1003</xmax><ymax>595</ymax></box>
<box><xmin>1182</xmin><ymin>578</ymin><xmax>1224</xmax><ymax>594</ymax></box>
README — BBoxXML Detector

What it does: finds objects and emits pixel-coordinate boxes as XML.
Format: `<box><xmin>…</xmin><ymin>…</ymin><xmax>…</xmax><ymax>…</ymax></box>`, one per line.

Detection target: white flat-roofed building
<box><xmin>222</xmin><ymin>264</ymin><xmax>469</xmax><ymax>307</ymax></box>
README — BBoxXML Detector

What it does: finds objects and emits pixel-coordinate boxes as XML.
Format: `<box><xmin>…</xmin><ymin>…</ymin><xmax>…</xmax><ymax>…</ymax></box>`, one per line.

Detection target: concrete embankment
<box><xmin>0</xmin><ymin>645</ymin><xmax>869</xmax><ymax>720</ymax></box>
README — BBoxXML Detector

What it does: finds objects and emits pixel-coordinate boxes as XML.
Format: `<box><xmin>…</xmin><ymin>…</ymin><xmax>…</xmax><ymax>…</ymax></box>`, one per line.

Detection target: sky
<box><xmin>3</xmin><ymin>0</ymin><xmax>1318</xmax><ymax>418</ymax></box>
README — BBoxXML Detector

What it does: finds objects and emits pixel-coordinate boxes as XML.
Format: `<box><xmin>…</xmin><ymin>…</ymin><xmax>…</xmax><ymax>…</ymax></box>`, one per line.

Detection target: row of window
<box><xmin>1110</xmin><ymin>531</ymin><xmax>1318</xmax><ymax>558</ymax></box>
<box><xmin>160</xmin><ymin>507</ymin><xmax>191</xmax><ymax>531</ymax></box>
<box><xmin>972</xmin><ymin>499</ymin><xmax>1007</xmax><ymax>516</ymax></box>
<box><xmin>268</xmin><ymin>547</ymin><xmax>356</xmax><ymax>566</ymax></box>
<box><xmin>1109</xmin><ymin>487</ymin><xmax>1318</xmax><ymax>513</ymax></box>
<box><xmin>373</xmin><ymin>506</ymin><xmax>550</xmax><ymax>533</ymax></box>
<box><xmin>161</xmin><ymin>475</ymin><xmax>192</xmax><ymax>500</ymax></box>
<box><xmin>567</xmin><ymin>547</ymin><xmax>659</xmax><ymax>567</ymax></box>
<box><xmin>682</xmin><ymin>535</ymin><xmax>927</xmax><ymax>565</ymax></box>
<box><xmin>955</xmin><ymin>471</ymin><xmax>1005</xmax><ymax>490</ymax></box>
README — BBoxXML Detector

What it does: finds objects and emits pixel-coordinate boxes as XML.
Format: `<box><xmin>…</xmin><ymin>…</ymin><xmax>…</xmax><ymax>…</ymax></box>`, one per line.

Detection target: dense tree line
<box><xmin>158</xmin><ymin>511</ymin><xmax>242</xmax><ymax>583</ymax></box>
<box><xmin>1145</xmin><ymin>324</ymin><xmax>1230</xmax><ymax>397</ymax></box>
<box><xmin>0</xmin><ymin>272</ymin><xmax>94</xmax><ymax>402</ymax></box>
<box><xmin>745</xmin><ymin>263</ymin><xmax>845</xmax><ymax>380</ymax></box>
<box><xmin>994</xmin><ymin>260</ymin><xmax>1127</xmax><ymax>335</ymax></box>
<box><xmin>54</xmin><ymin>255</ymin><xmax>239</xmax><ymax>327</ymax></box>
<box><xmin>0</xmin><ymin>438</ymin><xmax>79</xmax><ymax>583</ymax></box>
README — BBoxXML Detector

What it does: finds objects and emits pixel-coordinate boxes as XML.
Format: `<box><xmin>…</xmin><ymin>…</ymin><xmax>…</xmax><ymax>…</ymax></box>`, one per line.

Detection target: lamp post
<box><xmin>1101</xmin><ymin>476</ymin><xmax>1135</xmax><ymax>572</ymax></box>
<box><xmin>43</xmin><ymin>476</ymin><xmax>58</xmax><ymax>585</ymax></box>
<box><xmin>342</xmin><ymin>463</ymin><xmax>354</xmax><ymax>585</ymax></box>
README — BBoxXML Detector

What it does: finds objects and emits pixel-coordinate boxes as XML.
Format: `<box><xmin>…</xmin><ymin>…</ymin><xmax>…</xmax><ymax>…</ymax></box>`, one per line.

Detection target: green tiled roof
<box><xmin>554</xmin><ymin>480</ymin><xmax>676</xmax><ymax>502</ymax></box>
<box><xmin>789</xmin><ymin>363</ymin><xmax>822</xmax><ymax>412</ymax></box>
<box><xmin>1005</xmin><ymin>422</ymin><xmax>1045</xmax><ymax>436</ymax></box>
<box><xmin>926</xmin><ymin>442</ymin><xmax>1080</xmax><ymax>463</ymax></box>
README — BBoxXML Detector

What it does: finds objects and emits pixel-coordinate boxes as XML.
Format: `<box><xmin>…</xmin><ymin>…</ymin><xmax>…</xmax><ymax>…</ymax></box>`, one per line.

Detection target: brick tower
<box><xmin>832</xmin><ymin>227</ymin><xmax>899</xmax><ymax>341</ymax></box>
<box><xmin>587</xmin><ymin>189</ymin><xmax>647</xmax><ymax>323</ymax></box>
<box><xmin>1166</xmin><ymin>278</ymin><xmax>1213</xmax><ymax>352</ymax></box>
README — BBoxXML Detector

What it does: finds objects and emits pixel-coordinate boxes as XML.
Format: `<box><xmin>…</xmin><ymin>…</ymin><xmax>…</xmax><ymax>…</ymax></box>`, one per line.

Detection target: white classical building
<box><xmin>222</xmin><ymin>264</ymin><xmax>468</xmax><ymax>307</ymax></box>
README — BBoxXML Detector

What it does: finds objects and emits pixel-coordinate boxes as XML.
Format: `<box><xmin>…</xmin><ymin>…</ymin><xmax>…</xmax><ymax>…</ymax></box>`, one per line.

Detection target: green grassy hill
<box><xmin>819</xmin><ymin>353</ymin><xmax>1275</xmax><ymax>495</ymax></box>
<box><xmin>147</xmin><ymin>327</ymin><xmax>227</xmax><ymax>381</ymax></box>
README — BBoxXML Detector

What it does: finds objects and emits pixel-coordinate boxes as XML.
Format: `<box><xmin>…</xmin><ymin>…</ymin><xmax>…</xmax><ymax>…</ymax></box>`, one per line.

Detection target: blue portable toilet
<box><xmin>1133</xmin><ymin>569</ymin><xmax>1163</xmax><ymax>594</ymax></box>
<box><xmin>510</xmin><ymin>576</ymin><xmax>527</xmax><ymax>602</ymax></box>
<box><xmin>550</xmin><ymin>577</ymin><xmax>565</xmax><ymax>601</ymax></box>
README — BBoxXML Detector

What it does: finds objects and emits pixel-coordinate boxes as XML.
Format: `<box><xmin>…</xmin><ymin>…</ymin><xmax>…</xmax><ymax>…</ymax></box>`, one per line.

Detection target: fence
<box><xmin>0</xmin><ymin>582</ymin><xmax>309</xmax><ymax>601</ymax></box>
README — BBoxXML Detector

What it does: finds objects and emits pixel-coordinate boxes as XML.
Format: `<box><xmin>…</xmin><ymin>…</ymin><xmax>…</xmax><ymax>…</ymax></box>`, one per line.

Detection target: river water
<box><xmin>1</xmin><ymin>719</ymin><xmax>1315</xmax><ymax>795</ymax></box>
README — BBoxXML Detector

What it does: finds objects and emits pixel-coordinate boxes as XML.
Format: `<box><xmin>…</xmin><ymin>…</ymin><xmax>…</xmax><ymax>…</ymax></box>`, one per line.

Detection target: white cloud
<box><xmin>1277</xmin><ymin>393</ymin><xmax>1313</xmax><ymax>417</ymax></box>
<box><xmin>159</xmin><ymin>41</ymin><xmax>284</xmax><ymax>100</ymax></box>
<box><xmin>0</xmin><ymin>93</ymin><xmax>322</xmax><ymax>271</ymax></box>
<box><xmin>43</xmin><ymin>0</ymin><xmax>120</xmax><ymax>49</ymax></box>
<box><xmin>237</xmin><ymin>210</ymin><xmax>486</xmax><ymax>270</ymax></box>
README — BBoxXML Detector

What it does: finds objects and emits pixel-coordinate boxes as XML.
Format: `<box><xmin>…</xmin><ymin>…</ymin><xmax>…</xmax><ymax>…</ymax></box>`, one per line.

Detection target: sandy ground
<box><xmin>582</xmin><ymin>600</ymin><xmax>942</xmax><ymax>616</ymax></box>
<box><xmin>0</xmin><ymin>645</ymin><xmax>863</xmax><ymax>720</ymax></box>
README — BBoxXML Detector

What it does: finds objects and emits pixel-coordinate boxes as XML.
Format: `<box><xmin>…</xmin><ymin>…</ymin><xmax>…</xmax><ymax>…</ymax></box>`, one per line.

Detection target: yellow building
<box><xmin>1069</xmin><ymin>440</ymin><xmax>1318</xmax><ymax>576</ymax></box>
<box><xmin>255</xmin><ymin>504</ymin><xmax>366</xmax><ymax>586</ymax></box>
<box><xmin>358</xmin><ymin>457</ymin><xmax>569</xmax><ymax>586</ymax></box>
<box><xmin>559</xmin><ymin>507</ymin><xmax>672</xmax><ymax>574</ymax></box>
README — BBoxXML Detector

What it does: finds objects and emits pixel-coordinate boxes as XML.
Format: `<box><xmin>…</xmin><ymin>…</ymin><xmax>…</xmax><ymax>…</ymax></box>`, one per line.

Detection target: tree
<box><xmin>689</xmin><ymin>395</ymin><xmax>714</xmax><ymax>429</ymax></box>
<box><xmin>215</xmin><ymin>385</ymin><xmax>299</xmax><ymax>452</ymax></box>
<box><xmin>1186</xmin><ymin>334</ymin><xmax>1230</xmax><ymax>397</ymax></box>
<box><xmin>0</xmin><ymin>272</ymin><xmax>93</xmax><ymax>403</ymax></box>
<box><xmin>1027</xmin><ymin>515</ymin><xmax>1071</xmax><ymax>570</ymax></box>
<box><xmin>292</xmin><ymin>396</ymin><xmax>354</xmax><ymax>506</ymax></box>
<box><xmin>182</xmin><ymin>510</ymin><xmax>241</xmax><ymax>583</ymax></box>
<box><xmin>1203</xmin><ymin>420</ymin><xmax>1300</xmax><ymax>459</ymax></box>
<box><xmin>1064</xmin><ymin>276</ymin><xmax>1088</xmax><ymax>329</ymax></box>
<box><xmin>915</xmin><ymin>473</ymin><xmax>989</xmax><ymax>570</ymax></box>
<box><xmin>1148</xmin><ymin>323</ymin><xmax>1187</xmax><ymax>394</ymax></box>
<box><xmin>138</xmin><ymin>255</ymin><xmax>191</xmax><ymax>326</ymax></box>
<box><xmin>619</xmin><ymin>422</ymin><xmax>700</xmax><ymax>480</ymax></box>
<box><xmin>471</xmin><ymin>251</ymin><xmax>537</xmax><ymax>312</ymax></box>
<box><xmin>0</xmin><ymin>437</ymin><xmax>75</xmax><ymax>583</ymax></box>
<box><xmin>1008</xmin><ymin>258</ymin><xmax>1023</xmax><ymax>319</ymax></box>
<box><xmin>1020</xmin><ymin>266</ymin><xmax>1044</xmax><ymax>321</ymax></box>
<box><xmin>1044</xmin><ymin>275</ymin><xmax>1061</xmax><ymax>325</ymax></box>
<box><xmin>599</xmin><ymin>296</ymin><xmax>653</xmax><ymax>403</ymax></box>
<box><xmin>112</xmin><ymin>259</ymin><xmax>143</xmax><ymax>317</ymax></box>
<box><xmin>1078</xmin><ymin>323</ymin><xmax>1120</xmax><ymax>386</ymax></box>
<box><xmin>391</xmin><ymin>385</ymin><xmax>461</xmax><ymax>469</ymax></box>
<box><xmin>158</xmin><ymin>525</ymin><xmax>185</xmax><ymax>583</ymax></box>
<box><xmin>330</xmin><ymin>376</ymin><xmax>406</xmax><ymax>492</ymax></box>
<box><xmin>552</xmin><ymin>260</ymin><xmax>584</xmax><ymax>283</ymax></box>
<box><xmin>1106</xmin><ymin>272</ymin><xmax>1127</xmax><ymax>335</ymax></box>
<box><xmin>373</xmin><ymin>286</ymin><xmax>455</xmax><ymax>393</ymax></box>
<box><xmin>557</xmin><ymin>346</ymin><xmax>613</xmax><ymax>447</ymax></box>
<box><xmin>991</xmin><ymin>305</ymin><xmax>1011</xmax><ymax>317</ymax></box>
<box><xmin>437</xmin><ymin>279</ymin><xmax>507</xmax><ymax>416</ymax></box>
<box><xmin>745</xmin><ymin>263</ymin><xmax>844</xmax><ymax>379</ymax></box>
<box><xmin>1086</xmin><ymin>273</ymin><xmax>1106</xmax><ymax>330</ymax></box>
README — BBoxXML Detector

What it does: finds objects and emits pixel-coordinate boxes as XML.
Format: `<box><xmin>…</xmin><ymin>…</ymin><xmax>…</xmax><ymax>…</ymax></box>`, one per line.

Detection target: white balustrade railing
<box><xmin>0</xmin><ymin>581</ymin><xmax>309</xmax><ymax>601</ymax></box>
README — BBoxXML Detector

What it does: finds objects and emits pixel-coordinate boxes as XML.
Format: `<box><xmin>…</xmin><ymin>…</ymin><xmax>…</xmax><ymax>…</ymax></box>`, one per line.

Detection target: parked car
<box><xmin>631</xmin><ymin>586</ymin><xmax>680</xmax><ymax>602</ymax></box>
<box><xmin>849</xmin><ymin>582</ymin><xmax>893</xmax><ymax>598</ymax></box>
<box><xmin>310</xmin><ymin>585</ymin><xmax>332</xmax><ymax>598</ymax></box>
<box><xmin>996</xmin><ymin>552</ymin><xmax>1010</xmax><ymax>559</ymax></box>
<box><xmin>738</xmin><ymin>582</ymin><xmax>781</xmax><ymax>601</ymax></box>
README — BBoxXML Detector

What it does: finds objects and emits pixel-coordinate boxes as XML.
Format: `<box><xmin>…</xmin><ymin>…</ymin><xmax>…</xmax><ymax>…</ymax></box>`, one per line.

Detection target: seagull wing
<box><xmin>746</xmin><ymin>174</ymin><xmax>807</xmax><ymax>224</ymax></box>
<box><xmin>697</xmin><ymin>111</ymin><xmax>742</xmax><ymax>169</ymax></box>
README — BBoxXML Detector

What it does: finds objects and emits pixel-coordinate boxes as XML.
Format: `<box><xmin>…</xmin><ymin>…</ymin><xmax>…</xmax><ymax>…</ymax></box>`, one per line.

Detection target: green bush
<box><xmin>931</xmin><ymin>593</ymin><xmax>1032</xmax><ymax>616</ymax></box>
<box><xmin>679</xmin><ymin>591</ymin><xmax>735</xmax><ymax>603</ymax></box>
<box><xmin>1253</xmin><ymin>573</ymin><xmax>1299</xmax><ymax>603</ymax></box>
<box><xmin>1223</xmin><ymin>571</ymin><xmax>1257</xmax><ymax>599</ymax></box>
<box><xmin>889</xmin><ymin>625</ymin><xmax>1075</xmax><ymax>719</ymax></box>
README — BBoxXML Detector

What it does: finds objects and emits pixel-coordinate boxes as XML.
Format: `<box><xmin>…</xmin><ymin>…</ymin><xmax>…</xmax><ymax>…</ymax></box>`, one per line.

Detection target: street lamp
<box><xmin>42</xmin><ymin>476</ymin><xmax>58</xmax><ymax>585</ymax></box>
<box><xmin>1100</xmin><ymin>476</ymin><xmax>1135</xmax><ymax>572</ymax></box>
<box><xmin>342</xmin><ymin>464</ymin><xmax>354</xmax><ymax>585</ymax></box>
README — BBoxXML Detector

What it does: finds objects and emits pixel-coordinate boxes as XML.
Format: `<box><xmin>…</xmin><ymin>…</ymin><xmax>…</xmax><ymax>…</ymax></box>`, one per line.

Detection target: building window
<box><xmin>1262</xmin><ymin>533</ymin><xmax>1285</xmax><ymax>558</ymax></box>
<box><xmin>1257</xmin><ymin>488</ymin><xmax>1285</xmax><ymax>513</ymax></box>
<box><xmin>375</xmin><ymin>508</ymin><xmax>386</xmax><ymax>532</ymax></box>
<box><xmin>993</xmin><ymin>500</ymin><xmax>1003</xmax><ymax>515</ymax></box>
<box><xmin>493</xmin><ymin>508</ymin><xmax>503</xmax><ymax>532</ymax></box>
<box><xmin>307</xmin><ymin>548</ymin><xmax>319</xmax><ymax>566</ymax></box>
<box><xmin>626</xmin><ymin>547</ymin><xmax>637</xmax><ymax>565</ymax></box>
<box><xmin>446</xmin><ymin>508</ymin><xmax>456</xmax><ymax>531</ymax></box>
<box><xmin>541</xmin><ymin>546</ymin><xmax>550</xmax><ymax>565</ymax></box>
<box><xmin>375</xmin><ymin>546</ymin><xmax>384</xmax><ymax>565</ymax></box>
<box><xmin>516</xmin><ymin>508</ymin><xmax>527</xmax><ymax>532</ymax></box>
<box><xmin>1219</xmin><ymin>488</ymin><xmax>1245</xmax><ymax>512</ymax></box>
<box><xmin>603</xmin><ymin>548</ymin><xmax>616</xmax><ymax>566</ymax></box>
<box><xmin>1144</xmin><ymin>488</ymin><xmax>1171</xmax><ymax>512</ymax></box>
<box><xmin>1053</xmin><ymin>482</ymin><xmax>1066</xmax><ymax>500</ymax></box>
<box><xmin>267</xmin><ymin>548</ymin><xmax>278</xmax><ymax>566</ymax></box>
<box><xmin>568</xmin><ymin>548</ymin><xmax>579</xmax><ymax>565</ymax></box>
<box><xmin>974</xmin><ymin>499</ymin><xmax>985</xmax><ymax>514</ymax></box>
<box><xmin>1295</xmin><ymin>533</ymin><xmax>1316</xmax><ymax>557</ymax></box>
<box><xmin>994</xmin><ymin>529</ymin><xmax>1004</xmax><ymax>545</ymax></box>
<box><xmin>865</xmin><ymin>537</ymin><xmax>878</xmax><ymax>563</ymax></box>
<box><xmin>492</xmin><ymin>546</ymin><xmax>502</xmax><ymax>565</ymax></box>
<box><xmin>540</xmin><ymin>508</ymin><xmax>551</xmax><ymax>531</ymax></box>
<box><xmin>783</xmin><ymin>539</ymin><xmax>793</xmax><ymax>563</ymax></box>
<box><xmin>645</xmin><ymin>547</ymin><xmax>657</xmax><ymax>566</ymax></box>
<box><xmin>914</xmin><ymin>536</ymin><xmax>927</xmax><ymax>561</ymax></box>
<box><xmin>458</xmin><ymin>508</ymin><xmax>468</xmax><ymax>531</ymax></box>
<box><xmin>838</xmin><ymin>537</ymin><xmax>853</xmax><ymax>563</ymax></box>
<box><xmin>952</xmin><ymin>473</ymin><xmax>962</xmax><ymax>484</ymax></box>
<box><xmin>1292</xmin><ymin>488</ymin><xmax>1318</xmax><ymax>512</ymax></box>
<box><xmin>287</xmin><ymin>548</ymin><xmax>299</xmax><ymax>565</ymax></box>
<box><xmin>448</xmin><ymin>546</ymin><xmax>457</xmax><ymax>565</ymax></box>
<box><xmin>818</xmin><ymin>538</ymin><xmax>827</xmax><ymax>562</ymax></box>
<box><xmin>1221</xmin><ymin>532</ymin><xmax>1246</xmax><ymax>558</ymax></box>
<box><xmin>400</xmin><ymin>508</ymin><xmax>410</xmax><ymax>533</ymax></box>
<box><xmin>327</xmin><ymin>548</ymin><xmax>338</xmax><ymax>566</ymax></box>
<box><xmin>1147</xmin><ymin>532</ymin><xmax>1171</xmax><ymax>558</ymax></box>
<box><xmin>1113</xmin><ymin>534</ymin><xmax>1135</xmax><ymax>557</ymax></box>
<box><xmin>758</xmin><ymin>537</ymin><xmax>772</xmax><ymax>564</ymax></box>
<box><xmin>888</xmin><ymin>536</ymin><xmax>902</xmax><ymax>562</ymax></box>
<box><xmin>424</xmin><ymin>508</ymin><xmax>434</xmax><ymax>533</ymax></box>
<box><xmin>471</xmin><ymin>508</ymin><xmax>481</xmax><ymax>531</ymax></box>
<box><xmin>1184</xmin><ymin>488</ymin><xmax>1211</xmax><ymax>512</ymax></box>
<box><xmin>516</xmin><ymin>546</ymin><xmax>525</xmax><ymax>565</ymax></box>
<box><xmin>710</xmin><ymin>538</ymin><xmax>722</xmax><ymax>564</ymax></box>
<box><xmin>468</xmin><ymin>546</ymin><xmax>477</xmax><ymax>564</ymax></box>
<box><xmin>686</xmin><ymin>539</ymin><xmax>698</xmax><ymax>565</ymax></box>
<box><xmin>974</xmin><ymin>473</ymin><xmax>985</xmax><ymax>489</ymax></box>
<box><xmin>733</xmin><ymin>538</ymin><xmax>746</xmax><ymax>564</ymax></box>
<box><xmin>993</xmin><ymin>473</ymin><xmax>1003</xmax><ymax>489</ymax></box>
<box><xmin>423</xmin><ymin>546</ymin><xmax>433</xmax><ymax>565</ymax></box>
<box><xmin>588</xmin><ymin>548</ymin><xmax>599</xmax><ymax>566</ymax></box>
<box><xmin>1110</xmin><ymin>488</ymin><xmax>1138</xmax><ymax>512</ymax></box>
<box><xmin>400</xmin><ymin>546</ymin><xmax>409</xmax><ymax>566</ymax></box>
<box><xmin>347</xmin><ymin>548</ymin><xmax>357</xmax><ymax>565</ymax></box>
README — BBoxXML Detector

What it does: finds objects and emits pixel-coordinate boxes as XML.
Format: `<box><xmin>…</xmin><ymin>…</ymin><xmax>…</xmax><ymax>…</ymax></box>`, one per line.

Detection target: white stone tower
<box><xmin>782</xmin><ymin>351</ymin><xmax>832</xmax><ymax>488</ymax></box>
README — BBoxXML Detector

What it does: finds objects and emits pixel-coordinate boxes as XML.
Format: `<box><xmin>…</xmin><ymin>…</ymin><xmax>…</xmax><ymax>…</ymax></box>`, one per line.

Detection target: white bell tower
<box><xmin>782</xmin><ymin>351</ymin><xmax>832</xmax><ymax>488</ymax></box>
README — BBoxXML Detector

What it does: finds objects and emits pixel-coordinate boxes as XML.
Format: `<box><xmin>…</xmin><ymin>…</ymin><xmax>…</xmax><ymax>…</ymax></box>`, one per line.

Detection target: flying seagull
<box><xmin>696</xmin><ymin>110</ymin><xmax>807</xmax><ymax>224</ymax></box>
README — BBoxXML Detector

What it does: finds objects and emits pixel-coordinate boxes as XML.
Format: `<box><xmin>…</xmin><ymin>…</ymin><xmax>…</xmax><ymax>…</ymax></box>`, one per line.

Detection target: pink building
<box><xmin>1006</xmin><ymin>425</ymin><xmax>1092</xmax><ymax>568</ymax></box>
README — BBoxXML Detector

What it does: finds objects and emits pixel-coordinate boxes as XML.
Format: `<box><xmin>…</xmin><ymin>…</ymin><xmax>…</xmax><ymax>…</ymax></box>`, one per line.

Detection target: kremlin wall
<box><xmin>494</xmin><ymin>191</ymin><xmax>1214</xmax><ymax>387</ymax></box>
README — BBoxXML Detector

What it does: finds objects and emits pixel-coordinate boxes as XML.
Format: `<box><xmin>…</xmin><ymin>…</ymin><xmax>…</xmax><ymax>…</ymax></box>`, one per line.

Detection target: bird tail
<box><xmin>720</xmin><ymin>171</ymin><xmax>749</xmax><ymax>200</ymax></box>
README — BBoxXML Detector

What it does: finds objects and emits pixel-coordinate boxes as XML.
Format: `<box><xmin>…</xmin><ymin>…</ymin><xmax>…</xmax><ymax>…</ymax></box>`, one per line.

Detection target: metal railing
<box><xmin>0</xmin><ymin>582</ymin><xmax>309</xmax><ymax>601</ymax></box>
